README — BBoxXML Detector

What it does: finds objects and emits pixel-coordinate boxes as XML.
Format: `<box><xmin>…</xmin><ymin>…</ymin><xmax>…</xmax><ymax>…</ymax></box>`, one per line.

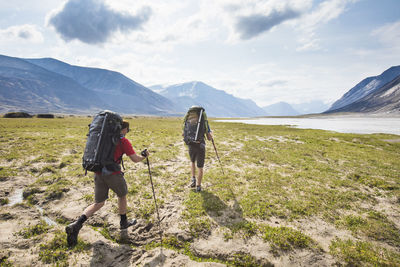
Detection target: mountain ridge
<box><xmin>327</xmin><ymin>65</ymin><xmax>400</xmax><ymax>112</ymax></box>
<box><xmin>24</xmin><ymin>57</ymin><xmax>176</xmax><ymax>115</ymax></box>
<box><xmin>151</xmin><ymin>81</ymin><xmax>267</xmax><ymax>117</ymax></box>
<box><xmin>0</xmin><ymin>55</ymin><xmax>110</xmax><ymax>114</ymax></box>
<box><xmin>0</xmin><ymin>55</ymin><xmax>181</xmax><ymax>115</ymax></box>
<box><xmin>325</xmin><ymin>75</ymin><xmax>400</xmax><ymax>114</ymax></box>
<box><xmin>1</xmin><ymin>54</ymin><xmax>399</xmax><ymax>116</ymax></box>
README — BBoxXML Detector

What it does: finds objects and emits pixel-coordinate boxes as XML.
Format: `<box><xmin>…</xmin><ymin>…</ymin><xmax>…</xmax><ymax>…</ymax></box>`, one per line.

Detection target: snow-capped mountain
<box><xmin>151</xmin><ymin>81</ymin><xmax>267</xmax><ymax>117</ymax></box>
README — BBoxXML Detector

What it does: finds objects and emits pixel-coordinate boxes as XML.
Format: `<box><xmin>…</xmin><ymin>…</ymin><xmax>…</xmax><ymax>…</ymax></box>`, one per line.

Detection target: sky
<box><xmin>1</xmin><ymin>0</ymin><xmax>399</xmax><ymax>107</ymax></box>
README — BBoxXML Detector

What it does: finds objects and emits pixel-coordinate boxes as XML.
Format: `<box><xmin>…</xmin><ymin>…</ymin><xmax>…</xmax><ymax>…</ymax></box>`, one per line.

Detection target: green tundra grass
<box><xmin>0</xmin><ymin>116</ymin><xmax>399</xmax><ymax>266</ymax></box>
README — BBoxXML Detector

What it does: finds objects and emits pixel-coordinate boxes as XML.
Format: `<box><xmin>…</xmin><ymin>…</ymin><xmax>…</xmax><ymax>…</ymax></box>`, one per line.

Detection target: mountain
<box><xmin>0</xmin><ymin>55</ymin><xmax>109</xmax><ymax>114</ymax></box>
<box><xmin>151</xmin><ymin>81</ymin><xmax>267</xmax><ymax>117</ymax></box>
<box><xmin>324</xmin><ymin>75</ymin><xmax>400</xmax><ymax>114</ymax></box>
<box><xmin>23</xmin><ymin>57</ymin><xmax>176</xmax><ymax>115</ymax></box>
<box><xmin>292</xmin><ymin>100</ymin><xmax>331</xmax><ymax>115</ymax></box>
<box><xmin>262</xmin><ymin>102</ymin><xmax>299</xmax><ymax>116</ymax></box>
<box><xmin>327</xmin><ymin>66</ymin><xmax>400</xmax><ymax>113</ymax></box>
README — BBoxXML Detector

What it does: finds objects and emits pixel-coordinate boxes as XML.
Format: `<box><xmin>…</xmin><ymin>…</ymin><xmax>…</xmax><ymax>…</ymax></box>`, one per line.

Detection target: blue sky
<box><xmin>1</xmin><ymin>0</ymin><xmax>399</xmax><ymax>107</ymax></box>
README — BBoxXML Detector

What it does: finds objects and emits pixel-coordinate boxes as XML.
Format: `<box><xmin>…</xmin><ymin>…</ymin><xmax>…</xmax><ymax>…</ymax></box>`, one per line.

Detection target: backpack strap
<box><xmin>118</xmin><ymin>138</ymin><xmax>125</xmax><ymax>170</ymax></box>
<box><xmin>120</xmin><ymin>156</ymin><xmax>125</xmax><ymax>170</ymax></box>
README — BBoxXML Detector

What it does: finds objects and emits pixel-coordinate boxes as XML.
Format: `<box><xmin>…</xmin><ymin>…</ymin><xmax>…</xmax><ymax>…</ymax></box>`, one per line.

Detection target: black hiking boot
<box><xmin>65</xmin><ymin>221</ymin><xmax>82</xmax><ymax>247</ymax></box>
<box><xmin>120</xmin><ymin>218</ymin><xmax>137</xmax><ymax>230</ymax></box>
<box><xmin>196</xmin><ymin>185</ymin><xmax>202</xmax><ymax>192</ymax></box>
<box><xmin>189</xmin><ymin>177</ymin><xmax>196</xmax><ymax>188</ymax></box>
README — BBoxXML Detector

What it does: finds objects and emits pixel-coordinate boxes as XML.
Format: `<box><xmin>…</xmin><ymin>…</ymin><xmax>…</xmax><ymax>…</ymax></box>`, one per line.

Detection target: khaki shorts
<box><xmin>94</xmin><ymin>172</ymin><xmax>128</xmax><ymax>203</ymax></box>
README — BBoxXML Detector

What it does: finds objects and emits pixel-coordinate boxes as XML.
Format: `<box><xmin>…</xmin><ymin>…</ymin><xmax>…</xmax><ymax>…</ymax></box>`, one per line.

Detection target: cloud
<box><xmin>235</xmin><ymin>8</ymin><xmax>301</xmax><ymax>40</ymax></box>
<box><xmin>257</xmin><ymin>80</ymin><xmax>288</xmax><ymax>87</ymax></box>
<box><xmin>294</xmin><ymin>0</ymin><xmax>358</xmax><ymax>51</ymax></box>
<box><xmin>216</xmin><ymin>0</ymin><xmax>311</xmax><ymax>41</ymax></box>
<box><xmin>0</xmin><ymin>24</ymin><xmax>44</xmax><ymax>43</ymax></box>
<box><xmin>371</xmin><ymin>20</ymin><xmax>400</xmax><ymax>51</ymax></box>
<box><xmin>47</xmin><ymin>0</ymin><xmax>151</xmax><ymax>44</ymax></box>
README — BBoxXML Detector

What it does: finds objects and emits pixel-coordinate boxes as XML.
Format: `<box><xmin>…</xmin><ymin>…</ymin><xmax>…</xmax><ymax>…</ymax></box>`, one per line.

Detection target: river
<box><xmin>217</xmin><ymin>116</ymin><xmax>400</xmax><ymax>135</ymax></box>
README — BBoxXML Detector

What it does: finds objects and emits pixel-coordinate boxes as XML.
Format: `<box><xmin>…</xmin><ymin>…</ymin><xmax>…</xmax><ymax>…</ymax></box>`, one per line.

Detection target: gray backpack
<box><xmin>183</xmin><ymin>106</ymin><xmax>205</xmax><ymax>145</ymax></box>
<box><xmin>82</xmin><ymin>110</ymin><xmax>123</xmax><ymax>173</ymax></box>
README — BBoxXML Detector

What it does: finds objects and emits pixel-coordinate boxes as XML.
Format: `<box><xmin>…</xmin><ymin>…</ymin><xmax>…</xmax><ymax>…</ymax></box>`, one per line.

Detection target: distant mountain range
<box><xmin>0</xmin><ymin>55</ymin><xmax>266</xmax><ymax>117</ymax></box>
<box><xmin>326</xmin><ymin>66</ymin><xmax>400</xmax><ymax>114</ymax></box>
<box><xmin>1</xmin><ymin>54</ymin><xmax>398</xmax><ymax>116</ymax></box>
<box><xmin>262</xmin><ymin>102</ymin><xmax>300</xmax><ymax>116</ymax></box>
<box><xmin>151</xmin><ymin>81</ymin><xmax>266</xmax><ymax>117</ymax></box>
<box><xmin>259</xmin><ymin>101</ymin><xmax>331</xmax><ymax>116</ymax></box>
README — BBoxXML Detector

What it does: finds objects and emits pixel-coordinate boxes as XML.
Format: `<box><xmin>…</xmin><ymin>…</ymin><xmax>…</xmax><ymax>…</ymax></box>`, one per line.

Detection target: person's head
<box><xmin>121</xmin><ymin>120</ymin><xmax>130</xmax><ymax>135</ymax></box>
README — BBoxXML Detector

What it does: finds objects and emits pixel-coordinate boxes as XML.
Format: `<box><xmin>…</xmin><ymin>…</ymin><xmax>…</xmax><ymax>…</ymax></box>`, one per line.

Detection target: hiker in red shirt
<box><xmin>66</xmin><ymin>120</ymin><xmax>149</xmax><ymax>247</ymax></box>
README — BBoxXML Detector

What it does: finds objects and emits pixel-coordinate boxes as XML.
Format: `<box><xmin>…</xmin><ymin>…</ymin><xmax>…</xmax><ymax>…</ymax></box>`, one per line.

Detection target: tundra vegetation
<box><xmin>0</xmin><ymin>116</ymin><xmax>399</xmax><ymax>266</ymax></box>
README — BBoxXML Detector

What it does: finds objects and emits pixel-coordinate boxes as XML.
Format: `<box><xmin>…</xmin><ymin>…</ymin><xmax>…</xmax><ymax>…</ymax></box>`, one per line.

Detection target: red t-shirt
<box><xmin>95</xmin><ymin>137</ymin><xmax>135</xmax><ymax>175</ymax></box>
<box><xmin>114</xmin><ymin>137</ymin><xmax>136</xmax><ymax>163</ymax></box>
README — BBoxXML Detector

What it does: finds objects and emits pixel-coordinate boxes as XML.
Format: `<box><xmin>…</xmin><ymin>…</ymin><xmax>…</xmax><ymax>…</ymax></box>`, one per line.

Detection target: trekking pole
<box><xmin>142</xmin><ymin>150</ymin><xmax>163</xmax><ymax>250</ymax></box>
<box><xmin>194</xmin><ymin>108</ymin><xmax>203</xmax><ymax>142</ymax></box>
<box><xmin>211</xmin><ymin>138</ymin><xmax>225</xmax><ymax>175</ymax></box>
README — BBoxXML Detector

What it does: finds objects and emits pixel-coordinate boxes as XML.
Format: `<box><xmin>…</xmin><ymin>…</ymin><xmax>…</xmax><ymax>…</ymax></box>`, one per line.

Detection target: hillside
<box><xmin>327</xmin><ymin>66</ymin><xmax>400</xmax><ymax>113</ymax></box>
<box><xmin>25</xmin><ymin>58</ymin><xmax>176</xmax><ymax>115</ymax></box>
<box><xmin>0</xmin><ymin>55</ymin><xmax>176</xmax><ymax>115</ymax></box>
<box><xmin>326</xmin><ymin>75</ymin><xmax>400</xmax><ymax>114</ymax></box>
<box><xmin>0</xmin><ymin>55</ymin><xmax>108</xmax><ymax>114</ymax></box>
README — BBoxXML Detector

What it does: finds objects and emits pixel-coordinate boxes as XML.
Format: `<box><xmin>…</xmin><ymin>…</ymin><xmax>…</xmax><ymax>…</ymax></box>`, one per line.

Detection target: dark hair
<box><xmin>122</xmin><ymin>121</ymin><xmax>130</xmax><ymax>131</ymax></box>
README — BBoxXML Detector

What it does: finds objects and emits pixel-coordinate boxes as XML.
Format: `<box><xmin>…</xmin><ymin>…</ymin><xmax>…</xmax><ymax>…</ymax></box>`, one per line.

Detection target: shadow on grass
<box><xmin>200</xmin><ymin>189</ymin><xmax>247</xmax><ymax>229</ymax></box>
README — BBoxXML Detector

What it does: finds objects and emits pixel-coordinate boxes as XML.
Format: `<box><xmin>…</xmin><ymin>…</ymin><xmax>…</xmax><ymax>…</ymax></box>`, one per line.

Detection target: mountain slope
<box><xmin>325</xmin><ymin>75</ymin><xmax>400</xmax><ymax>114</ymax></box>
<box><xmin>0</xmin><ymin>55</ymin><xmax>109</xmax><ymax>114</ymax></box>
<box><xmin>153</xmin><ymin>81</ymin><xmax>266</xmax><ymax>117</ymax></box>
<box><xmin>24</xmin><ymin>58</ymin><xmax>176</xmax><ymax>115</ymax></box>
<box><xmin>327</xmin><ymin>66</ymin><xmax>400</xmax><ymax>112</ymax></box>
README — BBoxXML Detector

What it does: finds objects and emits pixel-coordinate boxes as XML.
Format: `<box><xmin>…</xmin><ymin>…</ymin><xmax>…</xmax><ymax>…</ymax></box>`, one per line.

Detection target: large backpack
<box><xmin>82</xmin><ymin>110</ymin><xmax>123</xmax><ymax>173</ymax></box>
<box><xmin>183</xmin><ymin>106</ymin><xmax>206</xmax><ymax>145</ymax></box>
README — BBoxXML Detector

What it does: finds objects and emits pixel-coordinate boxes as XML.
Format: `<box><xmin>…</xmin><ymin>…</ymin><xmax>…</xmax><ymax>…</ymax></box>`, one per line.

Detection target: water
<box><xmin>36</xmin><ymin>205</ymin><xmax>58</xmax><ymax>226</ymax></box>
<box><xmin>217</xmin><ymin>116</ymin><xmax>400</xmax><ymax>135</ymax></box>
<box><xmin>5</xmin><ymin>188</ymin><xmax>57</xmax><ymax>226</ymax></box>
<box><xmin>5</xmin><ymin>188</ymin><xmax>24</xmax><ymax>206</ymax></box>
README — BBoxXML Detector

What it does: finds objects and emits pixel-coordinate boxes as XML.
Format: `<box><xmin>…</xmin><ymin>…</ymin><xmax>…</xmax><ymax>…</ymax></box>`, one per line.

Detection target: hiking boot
<box><xmin>196</xmin><ymin>185</ymin><xmax>202</xmax><ymax>192</ymax></box>
<box><xmin>189</xmin><ymin>177</ymin><xmax>196</xmax><ymax>188</ymax></box>
<box><xmin>65</xmin><ymin>221</ymin><xmax>82</xmax><ymax>247</ymax></box>
<box><xmin>120</xmin><ymin>218</ymin><xmax>137</xmax><ymax>230</ymax></box>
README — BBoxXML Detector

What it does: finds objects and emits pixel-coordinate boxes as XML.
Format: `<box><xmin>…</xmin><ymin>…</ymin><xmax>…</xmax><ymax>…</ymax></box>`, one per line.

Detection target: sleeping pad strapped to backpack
<box><xmin>183</xmin><ymin>106</ymin><xmax>205</xmax><ymax>145</ymax></box>
<box><xmin>82</xmin><ymin>110</ymin><xmax>123</xmax><ymax>173</ymax></box>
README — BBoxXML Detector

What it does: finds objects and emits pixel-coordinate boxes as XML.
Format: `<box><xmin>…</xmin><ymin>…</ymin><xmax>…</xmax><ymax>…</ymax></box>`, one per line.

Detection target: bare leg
<box><xmin>197</xmin><ymin>167</ymin><xmax>203</xmax><ymax>186</ymax></box>
<box><xmin>118</xmin><ymin>195</ymin><xmax>127</xmax><ymax>215</ymax></box>
<box><xmin>83</xmin><ymin>201</ymin><xmax>105</xmax><ymax>218</ymax></box>
<box><xmin>191</xmin><ymin>162</ymin><xmax>196</xmax><ymax>177</ymax></box>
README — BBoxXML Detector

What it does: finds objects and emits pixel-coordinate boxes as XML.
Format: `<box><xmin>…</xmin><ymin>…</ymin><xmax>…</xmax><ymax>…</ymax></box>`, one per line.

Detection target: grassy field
<box><xmin>0</xmin><ymin>116</ymin><xmax>399</xmax><ymax>266</ymax></box>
